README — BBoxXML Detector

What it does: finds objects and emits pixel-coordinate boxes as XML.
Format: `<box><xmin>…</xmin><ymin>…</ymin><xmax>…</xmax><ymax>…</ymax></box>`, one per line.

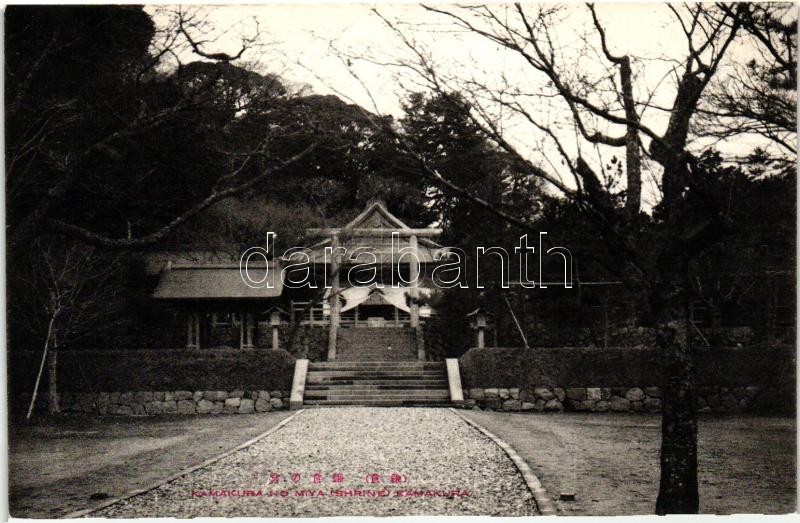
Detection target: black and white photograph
<box><xmin>5</xmin><ymin>2</ymin><xmax>797</xmax><ymax>518</ymax></box>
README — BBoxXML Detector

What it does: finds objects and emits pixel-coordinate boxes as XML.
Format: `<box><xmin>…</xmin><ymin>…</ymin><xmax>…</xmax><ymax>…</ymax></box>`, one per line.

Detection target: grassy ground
<box><xmin>461</xmin><ymin>411</ymin><xmax>796</xmax><ymax>515</ymax></box>
<box><xmin>9</xmin><ymin>411</ymin><xmax>293</xmax><ymax>518</ymax></box>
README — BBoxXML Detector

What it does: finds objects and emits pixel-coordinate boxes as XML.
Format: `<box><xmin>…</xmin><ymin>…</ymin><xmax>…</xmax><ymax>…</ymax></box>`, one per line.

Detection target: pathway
<box><xmin>9</xmin><ymin>411</ymin><xmax>294</xmax><ymax>518</ymax></box>
<box><xmin>91</xmin><ymin>407</ymin><xmax>537</xmax><ymax>517</ymax></box>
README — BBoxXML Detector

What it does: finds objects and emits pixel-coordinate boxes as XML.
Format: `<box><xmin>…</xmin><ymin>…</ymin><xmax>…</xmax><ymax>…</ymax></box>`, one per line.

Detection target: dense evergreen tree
<box><xmin>400</xmin><ymin>92</ymin><xmax>547</xmax><ymax>355</ymax></box>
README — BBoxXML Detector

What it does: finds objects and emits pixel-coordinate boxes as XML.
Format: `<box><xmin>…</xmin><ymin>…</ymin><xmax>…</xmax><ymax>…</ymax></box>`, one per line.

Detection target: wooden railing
<box><xmin>289</xmin><ymin>300</ymin><xmax>416</xmax><ymax>327</ymax></box>
<box><xmin>290</xmin><ymin>301</ymin><xmax>326</xmax><ymax>326</ymax></box>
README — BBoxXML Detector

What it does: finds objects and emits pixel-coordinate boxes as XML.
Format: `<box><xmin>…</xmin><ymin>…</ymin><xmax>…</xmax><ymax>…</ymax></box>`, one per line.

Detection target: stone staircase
<box><xmin>303</xmin><ymin>361</ymin><xmax>452</xmax><ymax>407</ymax></box>
<box><xmin>337</xmin><ymin>327</ymin><xmax>417</xmax><ymax>361</ymax></box>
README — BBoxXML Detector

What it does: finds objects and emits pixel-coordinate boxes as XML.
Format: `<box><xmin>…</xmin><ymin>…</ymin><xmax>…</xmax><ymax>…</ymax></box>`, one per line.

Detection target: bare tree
<box><xmin>6</xmin><ymin>5</ymin><xmax>320</xmax><ymax>251</ymax></box>
<box><xmin>13</xmin><ymin>238</ymin><xmax>125</xmax><ymax>417</ymax></box>
<box><xmin>695</xmin><ymin>3</ymin><xmax>797</xmax><ymax>163</ymax></box>
<box><xmin>323</xmin><ymin>2</ymin><xmax>786</xmax><ymax>513</ymax></box>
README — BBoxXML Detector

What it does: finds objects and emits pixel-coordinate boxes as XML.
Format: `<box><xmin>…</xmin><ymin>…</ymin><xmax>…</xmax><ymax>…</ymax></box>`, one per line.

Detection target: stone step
<box><xmin>309</xmin><ymin>363</ymin><xmax>443</xmax><ymax>371</ymax></box>
<box><xmin>339</xmin><ymin>336</ymin><xmax>414</xmax><ymax>340</ymax></box>
<box><xmin>306</xmin><ymin>373</ymin><xmax>445</xmax><ymax>379</ymax></box>
<box><xmin>338</xmin><ymin>333</ymin><xmax>413</xmax><ymax>336</ymax></box>
<box><xmin>339</xmin><ymin>331</ymin><xmax>414</xmax><ymax>335</ymax></box>
<box><xmin>338</xmin><ymin>343</ymin><xmax>414</xmax><ymax>348</ymax></box>
<box><xmin>338</xmin><ymin>348</ymin><xmax>414</xmax><ymax>351</ymax></box>
<box><xmin>308</xmin><ymin>369</ymin><xmax>441</xmax><ymax>374</ymax></box>
<box><xmin>340</xmin><ymin>342</ymin><xmax>413</xmax><ymax>345</ymax></box>
<box><xmin>338</xmin><ymin>349</ymin><xmax>413</xmax><ymax>352</ymax></box>
<box><xmin>305</xmin><ymin>379</ymin><xmax>448</xmax><ymax>387</ymax></box>
<box><xmin>337</xmin><ymin>346</ymin><xmax>415</xmax><ymax>350</ymax></box>
<box><xmin>336</xmin><ymin>342</ymin><xmax>416</xmax><ymax>347</ymax></box>
<box><xmin>339</xmin><ymin>337</ymin><xmax>414</xmax><ymax>341</ymax></box>
<box><xmin>338</xmin><ymin>346</ymin><xmax>414</xmax><ymax>351</ymax></box>
<box><xmin>306</xmin><ymin>377</ymin><xmax>444</xmax><ymax>384</ymax></box>
<box><xmin>306</xmin><ymin>369</ymin><xmax>446</xmax><ymax>379</ymax></box>
<box><xmin>301</xmin><ymin>351</ymin><xmax>453</xmax><ymax>406</ymax></box>
<box><xmin>336</xmin><ymin>325</ymin><xmax>417</xmax><ymax>362</ymax></box>
<box><xmin>337</xmin><ymin>357</ymin><xmax>417</xmax><ymax>362</ymax></box>
<box><xmin>309</xmin><ymin>361</ymin><xmax>443</xmax><ymax>368</ymax></box>
<box><xmin>338</xmin><ymin>334</ymin><xmax>415</xmax><ymax>338</ymax></box>
<box><xmin>305</xmin><ymin>383</ymin><xmax>449</xmax><ymax>391</ymax></box>
<box><xmin>303</xmin><ymin>399</ymin><xmax>453</xmax><ymax>407</ymax></box>
<box><xmin>339</xmin><ymin>343</ymin><xmax>414</xmax><ymax>347</ymax></box>
<box><xmin>338</xmin><ymin>348</ymin><xmax>413</xmax><ymax>351</ymax></box>
<box><xmin>306</xmin><ymin>380</ymin><xmax>449</xmax><ymax>392</ymax></box>
<box><xmin>307</xmin><ymin>369</ymin><xmax>448</xmax><ymax>380</ymax></box>
<box><xmin>339</xmin><ymin>335</ymin><xmax>414</xmax><ymax>338</ymax></box>
<box><xmin>305</xmin><ymin>390</ymin><xmax>450</xmax><ymax>399</ymax></box>
<box><xmin>306</xmin><ymin>379</ymin><xmax>447</xmax><ymax>387</ymax></box>
<box><xmin>337</xmin><ymin>354</ymin><xmax>417</xmax><ymax>361</ymax></box>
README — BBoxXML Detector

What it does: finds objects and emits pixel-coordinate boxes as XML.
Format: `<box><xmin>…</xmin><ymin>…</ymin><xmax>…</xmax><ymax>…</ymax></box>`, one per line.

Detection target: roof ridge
<box><xmin>344</xmin><ymin>200</ymin><xmax>410</xmax><ymax>230</ymax></box>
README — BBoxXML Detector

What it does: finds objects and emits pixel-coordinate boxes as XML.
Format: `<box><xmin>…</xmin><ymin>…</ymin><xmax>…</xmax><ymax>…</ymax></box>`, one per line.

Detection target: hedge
<box><xmin>9</xmin><ymin>348</ymin><xmax>296</xmax><ymax>393</ymax></box>
<box><xmin>459</xmin><ymin>346</ymin><xmax>796</xmax><ymax>391</ymax></box>
<box><xmin>276</xmin><ymin>325</ymin><xmax>328</xmax><ymax>362</ymax></box>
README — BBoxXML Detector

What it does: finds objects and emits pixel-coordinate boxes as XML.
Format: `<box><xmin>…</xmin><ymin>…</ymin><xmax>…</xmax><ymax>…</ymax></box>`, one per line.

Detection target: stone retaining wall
<box><xmin>18</xmin><ymin>389</ymin><xmax>291</xmax><ymax>416</ymax></box>
<box><xmin>463</xmin><ymin>385</ymin><xmax>774</xmax><ymax>413</ymax></box>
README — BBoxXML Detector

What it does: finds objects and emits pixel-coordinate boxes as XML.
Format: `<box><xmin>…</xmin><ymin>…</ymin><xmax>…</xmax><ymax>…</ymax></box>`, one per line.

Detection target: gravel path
<box><xmin>91</xmin><ymin>408</ymin><xmax>537</xmax><ymax>517</ymax></box>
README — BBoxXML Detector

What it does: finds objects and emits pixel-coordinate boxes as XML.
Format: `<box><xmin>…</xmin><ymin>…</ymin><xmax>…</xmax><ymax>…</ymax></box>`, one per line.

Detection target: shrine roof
<box><xmin>291</xmin><ymin>201</ymin><xmax>447</xmax><ymax>264</ymax></box>
<box><xmin>152</xmin><ymin>263</ymin><xmax>282</xmax><ymax>300</ymax></box>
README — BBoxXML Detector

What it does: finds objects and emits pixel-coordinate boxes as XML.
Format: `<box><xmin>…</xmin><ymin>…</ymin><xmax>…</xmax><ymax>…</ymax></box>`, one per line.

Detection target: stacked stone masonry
<box><xmin>462</xmin><ymin>385</ymin><xmax>773</xmax><ymax>413</ymax></box>
<box><xmin>19</xmin><ymin>390</ymin><xmax>291</xmax><ymax>415</ymax></box>
<box><xmin>17</xmin><ymin>386</ymin><xmax>781</xmax><ymax>416</ymax></box>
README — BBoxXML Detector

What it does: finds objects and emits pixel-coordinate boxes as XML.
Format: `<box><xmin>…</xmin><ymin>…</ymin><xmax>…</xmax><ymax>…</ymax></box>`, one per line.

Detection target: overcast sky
<box><xmin>152</xmin><ymin>4</ymin><xmax>689</xmax><ymax>113</ymax></box>
<box><xmin>147</xmin><ymin>3</ymin><xmax>786</xmax><ymax>207</ymax></box>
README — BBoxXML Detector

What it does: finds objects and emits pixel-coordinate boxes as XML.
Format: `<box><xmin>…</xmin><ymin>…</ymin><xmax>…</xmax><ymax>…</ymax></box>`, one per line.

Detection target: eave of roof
<box><xmin>152</xmin><ymin>264</ymin><xmax>282</xmax><ymax>300</ymax></box>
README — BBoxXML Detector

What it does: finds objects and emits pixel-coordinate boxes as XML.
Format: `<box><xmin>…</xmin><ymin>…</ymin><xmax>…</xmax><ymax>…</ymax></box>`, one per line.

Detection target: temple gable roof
<box><xmin>344</xmin><ymin>200</ymin><xmax>410</xmax><ymax>230</ymax></box>
<box><xmin>290</xmin><ymin>201</ymin><xmax>447</xmax><ymax>265</ymax></box>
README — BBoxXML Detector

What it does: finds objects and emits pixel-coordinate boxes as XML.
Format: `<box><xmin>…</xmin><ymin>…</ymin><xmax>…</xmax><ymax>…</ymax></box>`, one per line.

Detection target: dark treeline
<box><xmin>5</xmin><ymin>5</ymin><xmax>794</xmax><ymax>355</ymax></box>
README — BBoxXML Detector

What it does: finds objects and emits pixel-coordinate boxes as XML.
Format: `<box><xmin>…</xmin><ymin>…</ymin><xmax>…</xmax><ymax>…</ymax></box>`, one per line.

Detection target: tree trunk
<box><xmin>654</xmin><ymin>294</ymin><xmax>699</xmax><ymax>514</ymax></box>
<box><xmin>619</xmin><ymin>57</ymin><xmax>642</xmax><ymax>217</ymax></box>
<box><xmin>47</xmin><ymin>342</ymin><xmax>59</xmax><ymax>414</ymax></box>
<box><xmin>27</xmin><ymin>314</ymin><xmax>56</xmax><ymax>419</ymax></box>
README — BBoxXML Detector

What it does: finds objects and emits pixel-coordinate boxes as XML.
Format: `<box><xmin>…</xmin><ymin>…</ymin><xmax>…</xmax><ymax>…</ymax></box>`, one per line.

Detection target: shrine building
<box><xmin>151</xmin><ymin>201</ymin><xmax>447</xmax><ymax>361</ymax></box>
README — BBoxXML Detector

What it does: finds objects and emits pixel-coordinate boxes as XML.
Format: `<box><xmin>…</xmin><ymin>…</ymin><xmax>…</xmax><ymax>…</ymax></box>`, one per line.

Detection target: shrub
<box><xmin>459</xmin><ymin>345</ymin><xmax>795</xmax><ymax>393</ymax></box>
<box><xmin>9</xmin><ymin>348</ymin><xmax>296</xmax><ymax>392</ymax></box>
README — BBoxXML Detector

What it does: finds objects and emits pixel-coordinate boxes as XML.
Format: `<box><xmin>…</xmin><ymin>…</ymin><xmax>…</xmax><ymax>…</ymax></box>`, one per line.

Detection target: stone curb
<box><xmin>62</xmin><ymin>410</ymin><xmax>306</xmax><ymax>518</ymax></box>
<box><xmin>449</xmin><ymin>408</ymin><xmax>558</xmax><ymax>516</ymax></box>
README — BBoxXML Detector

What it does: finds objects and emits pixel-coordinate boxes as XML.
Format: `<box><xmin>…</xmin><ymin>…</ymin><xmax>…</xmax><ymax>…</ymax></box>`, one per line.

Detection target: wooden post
<box><xmin>187</xmin><ymin>313</ymin><xmax>194</xmax><ymax>349</ymax></box>
<box><xmin>408</xmin><ymin>234</ymin><xmax>420</xmax><ymax>328</ymax></box>
<box><xmin>194</xmin><ymin>313</ymin><xmax>201</xmax><ymax>349</ymax></box>
<box><xmin>271</xmin><ymin>310</ymin><xmax>281</xmax><ymax>350</ymax></box>
<box><xmin>239</xmin><ymin>313</ymin><xmax>244</xmax><ymax>350</ymax></box>
<box><xmin>493</xmin><ymin>314</ymin><xmax>498</xmax><ymax>347</ymax></box>
<box><xmin>187</xmin><ymin>313</ymin><xmax>201</xmax><ymax>349</ymax></box>
<box><xmin>327</xmin><ymin>234</ymin><xmax>341</xmax><ymax>361</ymax></box>
<box><xmin>245</xmin><ymin>313</ymin><xmax>254</xmax><ymax>348</ymax></box>
<box><xmin>502</xmin><ymin>293</ymin><xmax>529</xmax><ymax>349</ymax></box>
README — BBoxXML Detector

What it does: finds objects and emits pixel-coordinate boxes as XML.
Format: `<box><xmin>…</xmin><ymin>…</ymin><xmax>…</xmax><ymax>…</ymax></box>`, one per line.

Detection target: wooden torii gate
<box><xmin>306</xmin><ymin>201</ymin><xmax>443</xmax><ymax>361</ymax></box>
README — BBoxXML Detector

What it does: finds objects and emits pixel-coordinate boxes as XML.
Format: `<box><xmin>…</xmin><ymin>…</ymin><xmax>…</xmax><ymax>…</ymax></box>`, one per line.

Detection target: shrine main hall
<box><xmin>151</xmin><ymin>201</ymin><xmax>447</xmax><ymax>361</ymax></box>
